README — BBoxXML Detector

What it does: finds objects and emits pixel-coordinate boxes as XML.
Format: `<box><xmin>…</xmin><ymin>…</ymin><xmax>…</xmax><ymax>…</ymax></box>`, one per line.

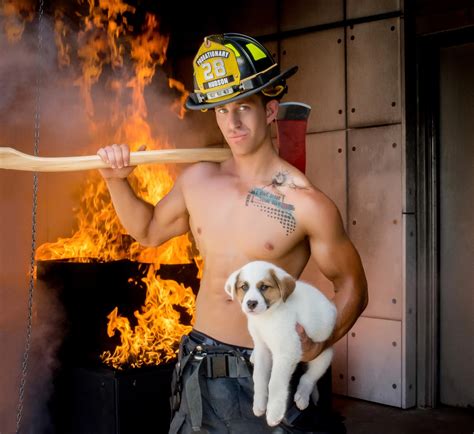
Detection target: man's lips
<box><xmin>228</xmin><ymin>133</ymin><xmax>247</xmax><ymax>140</ymax></box>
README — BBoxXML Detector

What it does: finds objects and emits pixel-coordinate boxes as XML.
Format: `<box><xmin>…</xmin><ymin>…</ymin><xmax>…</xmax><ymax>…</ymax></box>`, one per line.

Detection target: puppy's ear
<box><xmin>224</xmin><ymin>270</ymin><xmax>240</xmax><ymax>300</ymax></box>
<box><xmin>269</xmin><ymin>267</ymin><xmax>296</xmax><ymax>302</ymax></box>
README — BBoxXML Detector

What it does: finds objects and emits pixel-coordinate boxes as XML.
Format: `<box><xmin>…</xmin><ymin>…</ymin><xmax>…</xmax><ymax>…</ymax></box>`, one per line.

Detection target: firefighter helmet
<box><xmin>186</xmin><ymin>33</ymin><xmax>298</xmax><ymax>110</ymax></box>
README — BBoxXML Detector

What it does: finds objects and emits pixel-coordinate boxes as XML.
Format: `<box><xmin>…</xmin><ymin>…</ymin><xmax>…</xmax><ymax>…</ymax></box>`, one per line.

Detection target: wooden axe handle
<box><xmin>0</xmin><ymin>147</ymin><xmax>232</xmax><ymax>172</ymax></box>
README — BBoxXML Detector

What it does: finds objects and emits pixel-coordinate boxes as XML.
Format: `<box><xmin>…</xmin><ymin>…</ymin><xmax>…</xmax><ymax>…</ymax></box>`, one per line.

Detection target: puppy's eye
<box><xmin>240</xmin><ymin>283</ymin><xmax>249</xmax><ymax>291</ymax></box>
<box><xmin>259</xmin><ymin>284</ymin><xmax>270</xmax><ymax>291</ymax></box>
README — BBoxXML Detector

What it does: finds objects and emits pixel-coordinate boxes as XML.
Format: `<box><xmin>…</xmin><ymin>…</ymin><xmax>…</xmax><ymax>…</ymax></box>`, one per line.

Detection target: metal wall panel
<box><xmin>402</xmin><ymin>213</ymin><xmax>416</xmax><ymax>408</ymax></box>
<box><xmin>299</xmin><ymin>130</ymin><xmax>348</xmax><ymax>395</ymax></box>
<box><xmin>332</xmin><ymin>335</ymin><xmax>348</xmax><ymax>395</ymax></box>
<box><xmin>281</xmin><ymin>29</ymin><xmax>346</xmax><ymax>133</ymax></box>
<box><xmin>221</xmin><ymin>0</ymin><xmax>279</xmax><ymax>36</ymax></box>
<box><xmin>346</xmin><ymin>0</ymin><xmax>401</xmax><ymax>19</ymax></box>
<box><xmin>347</xmin><ymin>18</ymin><xmax>401</xmax><ymax>127</ymax></box>
<box><xmin>348</xmin><ymin>125</ymin><xmax>402</xmax><ymax>320</ymax></box>
<box><xmin>348</xmin><ymin>317</ymin><xmax>402</xmax><ymax>407</ymax></box>
<box><xmin>305</xmin><ymin>131</ymin><xmax>347</xmax><ymax>222</ymax></box>
<box><xmin>280</xmin><ymin>0</ymin><xmax>344</xmax><ymax>31</ymax></box>
<box><xmin>300</xmin><ymin>130</ymin><xmax>346</xmax><ymax>295</ymax></box>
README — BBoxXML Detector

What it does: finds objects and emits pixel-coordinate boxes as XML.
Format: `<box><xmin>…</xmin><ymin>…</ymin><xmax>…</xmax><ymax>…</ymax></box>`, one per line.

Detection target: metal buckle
<box><xmin>193</xmin><ymin>345</ymin><xmax>207</xmax><ymax>361</ymax></box>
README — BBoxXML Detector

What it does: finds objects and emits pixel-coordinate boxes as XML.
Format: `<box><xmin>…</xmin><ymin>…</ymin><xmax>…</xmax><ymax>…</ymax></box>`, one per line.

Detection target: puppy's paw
<box><xmin>266</xmin><ymin>402</ymin><xmax>286</xmax><ymax>427</ymax></box>
<box><xmin>253</xmin><ymin>395</ymin><xmax>267</xmax><ymax>417</ymax></box>
<box><xmin>253</xmin><ymin>403</ymin><xmax>266</xmax><ymax>417</ymax></box>
<box><xmin>294</xmin><ymin>391</ymin><xmax>310</xmax><ymax>410</ymax></box>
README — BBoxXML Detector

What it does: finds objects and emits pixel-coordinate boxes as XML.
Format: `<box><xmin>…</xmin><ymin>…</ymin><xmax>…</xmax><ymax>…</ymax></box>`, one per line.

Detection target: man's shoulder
<box><xmin>293</xmin><ymin>183</ymin><xmax>343</xmax><ymax>232</ymax></box>
<box><xmin>179</xmin><ymin>161</ymin><xmax>222</xmax><ymax>184</ymax></box>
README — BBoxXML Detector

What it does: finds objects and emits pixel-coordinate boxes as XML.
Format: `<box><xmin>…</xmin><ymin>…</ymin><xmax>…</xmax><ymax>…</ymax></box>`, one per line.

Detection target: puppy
<box><xmin>225</xmin><ymin>260</ymin><xmax>337</xmax><ymax>427</ymax></box>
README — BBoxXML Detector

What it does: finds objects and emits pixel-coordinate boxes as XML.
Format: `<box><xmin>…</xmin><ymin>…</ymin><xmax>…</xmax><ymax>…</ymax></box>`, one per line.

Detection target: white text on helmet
<box><xmin>196</xmin><ymin>50</ymin><xmax>230</xmax><ymax>66</ymax></box>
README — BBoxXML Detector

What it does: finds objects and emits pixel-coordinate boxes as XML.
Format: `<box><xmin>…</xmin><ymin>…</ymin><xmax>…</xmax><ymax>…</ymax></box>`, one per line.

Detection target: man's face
<box><xmin>214</xmin><ymin>94</ymin><xmax>277</xmax><ymax>155</ymax></box>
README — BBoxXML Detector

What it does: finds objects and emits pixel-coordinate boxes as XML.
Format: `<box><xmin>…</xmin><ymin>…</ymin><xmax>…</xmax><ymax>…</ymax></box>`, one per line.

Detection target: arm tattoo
<box><xmin>269</xmin><ymin>170</ymin><xmax>307</xmax><ymax>190</ymax></box>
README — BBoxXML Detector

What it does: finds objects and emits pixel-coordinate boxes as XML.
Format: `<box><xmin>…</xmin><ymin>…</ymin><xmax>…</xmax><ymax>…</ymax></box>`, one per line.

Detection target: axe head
<box><xmin>276</xmin><ymin>102</ymin><xmax>311</xmax><ymax>174</ymax></box>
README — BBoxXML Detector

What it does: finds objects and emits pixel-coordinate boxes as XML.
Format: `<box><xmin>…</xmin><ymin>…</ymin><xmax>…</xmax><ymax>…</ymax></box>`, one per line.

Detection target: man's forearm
<box><xmin>328</xmin><ymin>279</ymin><xmax>368</xmax><ymax>346</ymax></box>
<box><xmin>105</xmin><ymin>177</ymin><xmax>155</xmax><ymax>242</ymax></box>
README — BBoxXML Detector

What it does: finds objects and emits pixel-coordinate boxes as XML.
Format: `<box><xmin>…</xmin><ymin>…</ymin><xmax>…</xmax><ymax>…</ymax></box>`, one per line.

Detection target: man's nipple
<box><xmin>264</xmin><ymin>242</ymin><xmax>274</xmax><ymax>251</ymax></box>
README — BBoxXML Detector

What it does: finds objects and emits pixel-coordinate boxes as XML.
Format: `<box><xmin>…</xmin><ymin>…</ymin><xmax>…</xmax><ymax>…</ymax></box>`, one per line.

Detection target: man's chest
<box><xmin>185</xmin><ymin>181</ymin><xmax>305</xmax><ymax>259</ymax></box>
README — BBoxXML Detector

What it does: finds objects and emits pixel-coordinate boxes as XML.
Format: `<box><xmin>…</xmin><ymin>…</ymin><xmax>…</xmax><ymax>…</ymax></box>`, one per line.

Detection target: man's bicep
<box><xmin>310</xmin><ymin>231</ymin><xmax>361</xmax><ymax>287</ymax></box>
<box><xmin>146</xmin><ymin>182</ymin><xmax>190</xmax><ymax>246</ymax></box>
<box><xmin>306</xmin><ymin>197</ymin><xmax>362</xmax><ymax>286</ymax></box>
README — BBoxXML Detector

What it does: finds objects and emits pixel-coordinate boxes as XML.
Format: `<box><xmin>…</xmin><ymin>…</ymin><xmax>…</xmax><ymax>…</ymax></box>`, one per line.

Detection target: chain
<box><xmin>15</xmin><ymin>0</ymin><xmax>44</xmax><ymax>432</ymax></box>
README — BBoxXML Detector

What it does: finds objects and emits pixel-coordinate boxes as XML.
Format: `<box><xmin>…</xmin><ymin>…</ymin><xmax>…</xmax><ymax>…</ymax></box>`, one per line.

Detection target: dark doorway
<box><xmin>416</xmin><ymin>26</ymin><xmax>474</xmax><ymax>408</ymax></box>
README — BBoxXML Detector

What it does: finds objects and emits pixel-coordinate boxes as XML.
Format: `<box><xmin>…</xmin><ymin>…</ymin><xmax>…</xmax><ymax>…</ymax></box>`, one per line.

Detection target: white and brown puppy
<box><xmin>225</xmin><ymin>260</ymin><xmax>337</xmax><ymax>427</ymax></box>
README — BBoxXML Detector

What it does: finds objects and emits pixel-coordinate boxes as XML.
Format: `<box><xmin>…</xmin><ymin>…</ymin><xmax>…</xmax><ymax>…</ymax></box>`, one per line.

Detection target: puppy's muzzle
<box><xmin>246</xmin><ymin>299</ymin><xmax>258</xmax><ymax>311</ymax></box>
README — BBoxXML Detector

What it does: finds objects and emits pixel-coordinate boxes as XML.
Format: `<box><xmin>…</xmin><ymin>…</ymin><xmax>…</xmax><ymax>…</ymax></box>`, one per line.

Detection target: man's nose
<box><xmin>247</xmin><ymin>299</ymin><xmax>258</xmax><ymax>310</ymax></box>
<box><xmin>228</xmin><ymin>111</ymin><xmax>242</xmax><ymax>129</ymax></box>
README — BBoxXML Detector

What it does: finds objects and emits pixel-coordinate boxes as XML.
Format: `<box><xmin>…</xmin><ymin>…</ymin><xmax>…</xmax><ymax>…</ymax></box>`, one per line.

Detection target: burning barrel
<box><xmin>37</xmin><ymin>259</ymin><xmax>199</xmax><ymax>434</ymax></box>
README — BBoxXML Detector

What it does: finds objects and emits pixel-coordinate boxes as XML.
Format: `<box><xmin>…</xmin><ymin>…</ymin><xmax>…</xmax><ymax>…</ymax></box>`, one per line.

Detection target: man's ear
<box><xmin>224</xmin><ymin>270</ymin><xmax>241</xmax><ymax>300</ymax></box>
<box><xmin>269</xmin><ymin>267</ymin><xmax>296</xmax><ymax>302</ymax></box>
<box><xmin>266</xmin><ymin>99</ymin><xmax>279</xmax><ymax>125</ymax></box>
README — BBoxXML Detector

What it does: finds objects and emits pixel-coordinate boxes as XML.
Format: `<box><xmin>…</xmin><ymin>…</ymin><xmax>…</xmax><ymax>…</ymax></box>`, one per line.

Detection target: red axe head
<box><xmin>276</xmin><ymin>102</ymin><xmax>311</xmax><ymax>174</ymax></box>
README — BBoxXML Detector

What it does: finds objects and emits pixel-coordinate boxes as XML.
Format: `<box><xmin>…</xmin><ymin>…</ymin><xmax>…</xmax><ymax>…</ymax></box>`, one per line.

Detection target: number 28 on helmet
<box><xmin>185</xmin><ymin>33</ymin><xmax>298</xmax><ymax>111</ymax></box>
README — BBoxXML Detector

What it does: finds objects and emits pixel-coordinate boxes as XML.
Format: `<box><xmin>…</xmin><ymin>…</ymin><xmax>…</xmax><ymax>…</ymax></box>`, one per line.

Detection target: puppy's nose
<box><xmin>247</xmin><ymin>300</ymin><xmax>258</xmax><ymax>310</ymax></box>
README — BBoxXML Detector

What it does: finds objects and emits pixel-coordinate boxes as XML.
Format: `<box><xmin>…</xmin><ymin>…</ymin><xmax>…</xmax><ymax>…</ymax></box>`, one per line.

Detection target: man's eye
<box><xmin>239</xmin><ymin>105</ymin><xmax>249</xmax><ymax>111</ymax></box>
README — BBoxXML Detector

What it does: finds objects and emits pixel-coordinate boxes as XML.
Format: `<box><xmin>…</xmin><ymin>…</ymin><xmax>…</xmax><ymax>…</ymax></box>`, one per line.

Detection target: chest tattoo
<box><xmin>245</xmin><ymin>187</ymin><xmax>296</xmax><ymax>235</ymax></box>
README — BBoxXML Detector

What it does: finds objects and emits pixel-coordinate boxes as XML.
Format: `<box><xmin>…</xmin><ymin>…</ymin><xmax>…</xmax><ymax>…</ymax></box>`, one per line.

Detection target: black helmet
<box><xmin>186</xmin><ymin>33</ymin><xmax>298</xmax><ymax>110</ymax></box>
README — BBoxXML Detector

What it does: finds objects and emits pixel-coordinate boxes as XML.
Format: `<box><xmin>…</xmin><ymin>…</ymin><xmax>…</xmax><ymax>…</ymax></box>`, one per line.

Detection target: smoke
<box><xmin>0</xmin><ymin>4</ymin><xmax>219</xmax><ymax>433</ymax></box>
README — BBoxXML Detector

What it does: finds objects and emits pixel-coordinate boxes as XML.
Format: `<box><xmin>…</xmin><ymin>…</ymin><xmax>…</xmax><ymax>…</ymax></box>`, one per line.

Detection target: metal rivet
<box><xmin>392</xmin><ymin>142</ymin><xmax>397</xmax><ymax>148</ymax></box>
<box><xmin>393</xmin><ymin>219</ymin><xmax>398</xmax><ymax>224</ymax></box>
<box><xmin>338</xmin><ymin>148</ymin><xmax>342</xmax><ymax>153</ymax></box>
<box><xmin>337</xmin><ymin>38</ymin><xmax>342</xmax><ymax>44</ymax></box>
<box><xmin>352</xmin><ymin>146</ymin><xmax>356</xmax><ymax>151</ymax></box>
<box><xmin>392</xmin><ymin>298</ymin><xmax>397</xmax><ymax>304</ymax></box>
<box><xmin>350</xmin><ymin>35</ymin><xmax>355</xmax><ymax>40</ymax></box>
<box><xmin>351</xmin><ymin>332</ymin><xmax>356</xmax><ymax>337</ymax></box>
<box><xmin>392</xmin><ymin>384</ymin><xmax>397</xmax><ymax>389</ymax></box>
<box><xmin>338</xmin><ymin>109</ymin><xmax>343</xmax><ymax>114</ymax></box>
<box><xmin>408</xmin><ymin>308</ymin><xmax>413</xmax><ymax>314</ymax></box>
<box><xmin>133</xmin><ymin>380</ymin><xmax>137</xmax><ymax>387</ymax></box>
<box><xmin>409</xmin><ymin>384</ymin><xmax>413</xmax><ymax>390</ymax></box>
<box><xmin>339</xmin><ymin>374</ymin><xmax>344</xmax><ymax>379</ymax></box>
<box><xmin>350</xmin><ymin>25</ymin><xmax>354</xmax><ymax>30</ymax></box>
<box><xmin>392</xmin><ymin>101</ymin><xmax>397</xmax><ymax>107</ymax></box>
<box><xmin>391</xmin><ymin>26</ymin><xmax>396</xmax><ymax>31</ymax></box>
<box><xmin>410</xmin><ymin>231</ymin><xmax>414</xmax><ymax>237</ymax></box>
<box><xmin>392</xmin><ymin>341</ymin><xmax>397</xmax><ymax>347</ymax></box>
<box><xmin>352</xmin><ymin>220</ymin><xmax>357</xmax><ymax>225</ymax></box>
<box><xmin>351</xmin><ymin>108</ymin><xmax>356</xmax><ymax>113</ymax></box>
<box><xmin>351</xmin><ymin>376</ymin><xmax>356</xmax><ymax>381</ymax></box>
<box><xmin>282</xmin><ymin>50</ymin><xmax>287</xmax><ymax>55</ymax></box>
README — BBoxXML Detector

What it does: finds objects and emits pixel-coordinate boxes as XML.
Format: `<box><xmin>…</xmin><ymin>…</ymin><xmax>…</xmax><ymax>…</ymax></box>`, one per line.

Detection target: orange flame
<box><xmin>54</xmin><ymin>10</ymin><xmax>71</xmax><ymax>67</ymax></box>
<box><xmin>27</xmin><ymin>0</ymin><xmax>196</xmax><ymax>368</ymax></box>
<box><xmin>101</xmin><ymin>265</ymin><xmax>195</xmax><ymax>369</ymax></box>
<box><xmin>0</xmin><ymin>0</ymin><xmax>34</xmax><ymax>42</ymax></box>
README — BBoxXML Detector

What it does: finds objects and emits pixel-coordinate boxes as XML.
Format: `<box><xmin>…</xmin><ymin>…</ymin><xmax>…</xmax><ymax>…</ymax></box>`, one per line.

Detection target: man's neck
<box><xmin>230</xmin><ymin>140</ymin><xmax>281</xmax><ymax>185</ymax></box>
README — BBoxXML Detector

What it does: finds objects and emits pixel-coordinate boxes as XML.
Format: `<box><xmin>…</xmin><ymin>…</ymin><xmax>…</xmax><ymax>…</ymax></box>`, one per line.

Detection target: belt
<box><xmin>174</xmin><ymin>330</ymin><xmax>253</xmax><ymax>432</ymax></box>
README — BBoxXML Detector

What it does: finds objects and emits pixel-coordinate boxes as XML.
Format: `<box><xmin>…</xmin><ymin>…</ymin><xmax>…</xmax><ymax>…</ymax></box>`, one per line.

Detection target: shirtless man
<box><xmin>98</xmin><ymin>34</ymin><xmax>367</xmax><ymax>434</ymax></box>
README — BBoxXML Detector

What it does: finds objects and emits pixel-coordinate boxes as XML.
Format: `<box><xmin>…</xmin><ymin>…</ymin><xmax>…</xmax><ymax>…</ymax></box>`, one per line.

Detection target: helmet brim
<box><xmin>185</xmin><ymin>65</ymin><xmax>298</xmax><ymax>111</ymax></box>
